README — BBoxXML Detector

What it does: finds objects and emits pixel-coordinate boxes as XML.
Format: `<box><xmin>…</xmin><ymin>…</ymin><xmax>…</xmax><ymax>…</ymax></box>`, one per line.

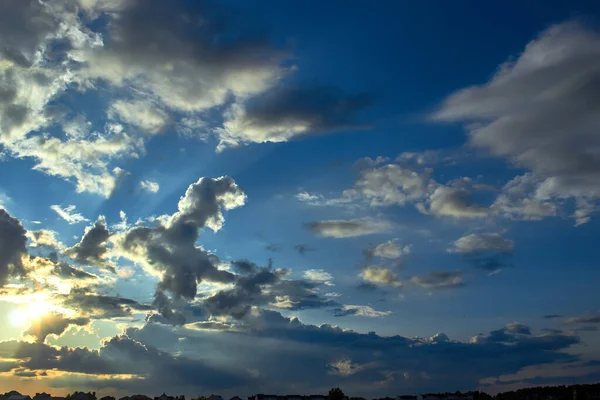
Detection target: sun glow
<box><xmin>7</xmin><ymin>294</ymin><xmax>63</xmax><ymax>327</ymax></box>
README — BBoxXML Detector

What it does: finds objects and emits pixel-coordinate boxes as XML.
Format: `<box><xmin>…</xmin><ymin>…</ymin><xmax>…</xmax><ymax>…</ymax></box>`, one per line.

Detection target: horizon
<box><xmin>1</xmin><ymin>0</ymin><xmax>600</xmax><ymax>397</ymax></box>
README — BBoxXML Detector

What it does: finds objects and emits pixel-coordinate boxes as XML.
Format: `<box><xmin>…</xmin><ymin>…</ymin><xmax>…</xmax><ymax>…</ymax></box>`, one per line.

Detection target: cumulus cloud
<box><xmin>410</xmin><ymin>271</ymin><xmax>464</xmax><ymax>289</ymax></box>
<box><xmin>50</xmin><ymin>205</ymin><xmax>89</xmax><ymax>224</ymax></box>
<box><xmin>450</xmin><ymin>233</ymin><xmax>514</xmax><ymax>254</ymax></box>
<box><xmin>0</xmin><ymin>209</ymin><xmax>28</xmax><ymax>285</ymax></box>
<box><xmin>305</xmin><ymin>218</ymin><xmax>393</xmax><ymax>238</ymax></box>
<box><xmin>117</xmin><ymin>176</ymin><xmax>246</xmax><ymax>300</ymax></box>
<box><xmin>65</xmin><ymin>216</ymin><xmax>112</xmax><ymax>271</ymax></box>
<box><xmin>126</xmin><ymin>311</ymin><xmax>580</xmax><ymax>395</ymax></box>
<box><xmin>422</xmin><ymin>181</ymin><xmax>489</xmax><ymax>218</ymax></box>
<box><xmin>450</xmin><ymin>233</ymin><xmax>514</xmax><ymax>274</ymax></box>
<box><xmin>216</xmin><ymin>85</ymin><xmax>372</xmax><ymax>150</ymax></box>
<box><xmin>60</xmin><ymin>287</ymin><xmax>153</xmax><ymax>319</ymax></box>
<box><xmin>303</xmin><ymin>269</ymin><xmax>334</xmax><ymax>286</ymax></box>
<box><xmin>26</xmin><ymin>229</ymin><xmax>63</xmax><ymax>250</ymax></box>
<box><xmin>139</xmin><ymin>180</ymin><xmax>160</xmax><ymax>193</ymax></box>
<box><xmin>435</xmin><ymin>21</ymin><xmax>600</xmax><ymax>222</ymax></box>
<box><xmin>24</xmin><ymin>313</ymin><xmax>89</xmax><ymax>343</ymax></box>
<box><xmin>333</xmin><ymin>305</ymin><xmax>392</xmax><ymax>318</ymax></box>
<box><xmin>360</xmin><ymin>266</ymin><xmax>402</xmax><ymax>287</ymax></box>
<box><xmin>353</xmin><ymin>164</ymin><xmax>433</xmax><ymax>207</ymax></box>
<box><xmin>109</xmin><ymin>99</ymin><xmax>169</xmax><ymax>134</ymax></box>
<box><xmin>367</xmin><ymin>239</ymin><xmax>411</xmax><ymax>259</ymax></box>
<box><xmin>202</xmin><ymin>260</ymin><xmax>338</xmax><ymax>320</ymax></box>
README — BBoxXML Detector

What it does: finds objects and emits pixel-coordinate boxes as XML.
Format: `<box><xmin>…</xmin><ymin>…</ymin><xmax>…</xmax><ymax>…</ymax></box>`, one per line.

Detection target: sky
<box><xmin>1</xmin><ymin>0</ymin><xmax>600</xmax><ymax>397</ymax></box>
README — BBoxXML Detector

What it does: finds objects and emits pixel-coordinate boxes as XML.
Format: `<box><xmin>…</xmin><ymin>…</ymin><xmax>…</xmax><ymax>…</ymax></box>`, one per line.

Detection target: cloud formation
<box><xmin>435</xmin><ymin>21</ymin><xmax>600</xmax><ymax>223</ymax></box>
<box><xmin>0</xmin><ymin>209</ymin><xmax>28</xmax><ymax>285</ymax></box>
<box><xmin>305</xmin><ymin>218</ymin><xmax>393</xmax><ymax>238</ymax></box>
<box><xmin>50</xmin><ymin>205</ymin><xmax>89</xmax><ymax>224</ymax></box>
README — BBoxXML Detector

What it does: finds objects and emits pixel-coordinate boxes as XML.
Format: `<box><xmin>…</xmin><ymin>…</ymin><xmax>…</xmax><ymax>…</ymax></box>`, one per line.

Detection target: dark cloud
<box><xmin>81</xmin><ymin>0</ymin><xmax>286</xmax><ymax>121</ymax></box>
<box><xmin>265</xmin><ymin>244</ymin><xmax>281</xmax><ymax>252</ymax></box>
<box><xmin>202</xmin><ymin>259</ymin><xmax>338</xmax><ymax>319</ymax></box>
<box><xmin>61</xmin><ymin>287</ymin><xmax>153</xmax><ymax>319</ymax></box>
<box><xmin>151</xmin><ymin>290</ymin><xmax>187</xmax><ymax>326</ymax></box>
<box><xmin>125</xmin><ymin>312</ymin><xmax>580</xmax><ymax>396</ymax></box>
<box><xmin>24</xmin><ymin>313</ymin><xmax>90</xmax><ymax>343</ymax></box>
<box><xmin>293</xmin><ymin>244</ymin><xmax>314</xmax><ymax>255</ymax></box>
<box><xmin>544</xmin><ymin>314</ymin><xmax>564</xmax><ymax>319</ymax></box>
<box><xmin>410</xmin><ymin>271</ymin><xmax>464</xmax><ymax>289</ymax></box>
<box><xmin>119</xmin><ymin>177</ymin><xmax>245</xmax><ymax>300</ymax></box>
<box><xmin>65</xmin><ymin>216</ymin><xmax>112</xmax><ymax>272</ymax></box>
<box><xmin>53</xmin><ymin>261</ymin><xmax>98</xmax><ymax>280</ymax></box>
<box><xmin>0</xmin><ymin>208</ymin><xmax>28</xmax><ymax>285</ymax></box>
<box><xmin>305</xmin><ymin>218</ymin><xmax>392</xmax><ymax>238</ymax></box>
<box><xmin>0</xmin><ymin>0</ymin><xmax>59</xmax><ymax>68</ymax></box>
<box><xmin>217</xmin><ymin>85</ymin><xmax>372</xmax><ymax>149</ymax></box>
<box><xmin>566</xmin><ymin>313</ymin><xmax>600</xmax><ymax>325</ymax></box>
<box><xmin>1</xmin><ymin>334</ymin><xmax>248</xmax><ymax>393</ymax></box>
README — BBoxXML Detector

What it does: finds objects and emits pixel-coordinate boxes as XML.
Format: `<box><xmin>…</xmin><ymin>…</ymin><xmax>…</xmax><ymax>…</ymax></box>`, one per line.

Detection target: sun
<box><xmin>7</xmin><ymin>295</ymin><xmax>56</xmax><ymax>327</ymax></box>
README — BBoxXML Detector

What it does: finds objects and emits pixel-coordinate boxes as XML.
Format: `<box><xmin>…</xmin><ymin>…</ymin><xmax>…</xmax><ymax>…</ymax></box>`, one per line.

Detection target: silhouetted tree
<box><xmin>329</xmin><ymin>388</ymin><xmax>345</xmax><ymax>400</ymax></box>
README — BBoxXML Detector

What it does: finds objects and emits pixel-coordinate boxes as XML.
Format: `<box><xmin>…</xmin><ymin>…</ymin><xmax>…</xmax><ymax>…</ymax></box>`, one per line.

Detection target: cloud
<box><xmin>434</xmin><ymin>21</ymin><xmax>600</xmax><ymax>222</ymax></box>
<box><xmin>109</xmin><ymin>99</ymin><xmax>169</xmax><ymax>134</ymax></box>
<box><xmin>60</xmin><ymin>288</ymin><xmax>153</xmax><ymax>319</ymax></box>
<box><xmin>216</xmin><ymin>85</ymin><xmax>372</xmax><ymax>150</ymax></box>
<box><xmin>353</xmin><ymin>164</ymin><xmax>433</xmax><ymax>207</ymax></box>
<box><xmin>423</xmin><ymin>182</ymin><xmax>489</xmax><ymax>218</ymax></box>
<box><xmin>360</xmin><ymin>266</ymin><xmax>402</xmax><ymax>287</ymax></box>
<box><xmin>202</xmin><ymin>260</ymin><xmax>338</xmax><ymax>319</ymax></box>
<box><xmin>450</xmin><ymin>233</ymin><xmax>514</xmax><ymax>254</ymax></box>
<box><xmin>50</xmin><ymin>205</ymin><xmax>89</xmax><ymax>224</ymax></box>
<box><xmin>566</xmin><ymin>313</ymin><xmax>600</xmax><ymax>325</ymax></box>
<box><xmin>367</xmin><ymin>239</ymin><xmax>411</xmax><ymax>259</ymax></box>
<box><xmin>139</xmin><ymin>180</ymin><xmax>160</xmax><ymax>193</ymax></box>
<box><xmin>79</xmin><ymin>0</ymin><xmax>285</xmax><ymax>113</ymax></box>
<box><xmin>293</xmin><ymin>244</ymin><xmax>314</xmax><ymax>255</ymax></box>
<box><xmin>125</xmin><ymin>311</ymin><xmax>580</xmax><ymax>395</ymax></box>
<box><xmin>0</xmin><ymin>209</ymin><xmax>28</xmax><ymax>285</ymax></box>
<box><xmin>65</xmin><ymin>216</ymin><xmax>113</xmax><ymax>272</ymax></box>
<box><xmin>117</xmin><ymin>176</ymin><xmax>246</xmax><ymax>300</ymax></box>
<box><xmin>24</xmin><ymin>313</ymin><xmax>90</xmax><ymax>343</ymax></box>
<box><xmin>333</xmin><ymin>305</ymin><xmax>392</xmax><ymax>318</ymax></box>
<box><xmin>449</xmin><ymin>233</ymin><xmax>514</xmax><ymax>275</ymax></box>
<box><xmin>410</xmin><ymin>271</ymin><xmax>464</xmax><ymax>289</ymax></box>
<box><xmin>491</xmin><ymin>174</ymin><xmax>558</xmax><ymax>221</ymax></box>
<box><xmin>305</xmin><ymin>218</ymin><xmax>393</xmax><ymax>238</ymax></box>
<box><xmin>26</xmin><ymin>229</ymin><xmax>63</xmax><ymax>250</ymax></box>
<box><xmin>303</xmin><ymin>269</ymin><xmax>334</xmax><ymax>286</ymax></box>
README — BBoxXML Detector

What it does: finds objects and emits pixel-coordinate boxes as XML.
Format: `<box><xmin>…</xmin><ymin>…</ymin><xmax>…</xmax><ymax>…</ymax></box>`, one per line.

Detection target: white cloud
<box><xmin>353</xmin><ymin>164</ymin><xmax>433</xmax><ymax>207</ymax></box>
<box><xmin>109</xmin><ymin>99</ymin><xmax>169</xmax><ymax>134</ymax></box>
<box><xmin>26</xmin><ymin>229</ymin><xmax>63</xmax><ymax>249</ymax></box>
<box><xmin>450</xmin><ymin>233</ymin><xmax>514</xmax><ymax>254</ymax></box>
<box><xmin>360</xmin><ymin>266</ymin><xmax>402</xmax><ymax>287</ymax></box>
<box><xmin>294</xmin><ymin>191</ymin><xmax>354</xmax><ymax>207</ymax></box>
<box><xmin>371</xmin><ymin>240</ymin><xmax>411</xmax><ymax>259</ymax></box>
<box><xmin>306</xmin><ymin>218</ymin><xmax>393</xmax><ymax>238</ymax></box>
<box><xmin>139</xmin><ymin>180</ymin><xmax>160</xmax><ymax>193</ymax></box>
<box><xmin>335</xmin><ymin>305</ymin><xmax>392</xmax><ymax>318</ymax></box>
<box><xmin>491</xmin><ymin>174</ymin><xmax>557</xmax><ymax>221</ymax></box>
<box><xmin>50</xmin><ymin>205</ymin><xmax>89</xmax><ymax>224</ymax></box>
<box><xmin>303</xmin><ymin>269</ymin><xmax>334</xmax><ymax>286</ymax></box>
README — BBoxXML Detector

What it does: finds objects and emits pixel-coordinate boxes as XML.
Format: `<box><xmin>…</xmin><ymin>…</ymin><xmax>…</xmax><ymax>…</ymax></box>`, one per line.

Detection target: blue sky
<box><xmin>1</xmin><ymin>0</ymin><xmax>600</xmax><ymax>397</ymax></box>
